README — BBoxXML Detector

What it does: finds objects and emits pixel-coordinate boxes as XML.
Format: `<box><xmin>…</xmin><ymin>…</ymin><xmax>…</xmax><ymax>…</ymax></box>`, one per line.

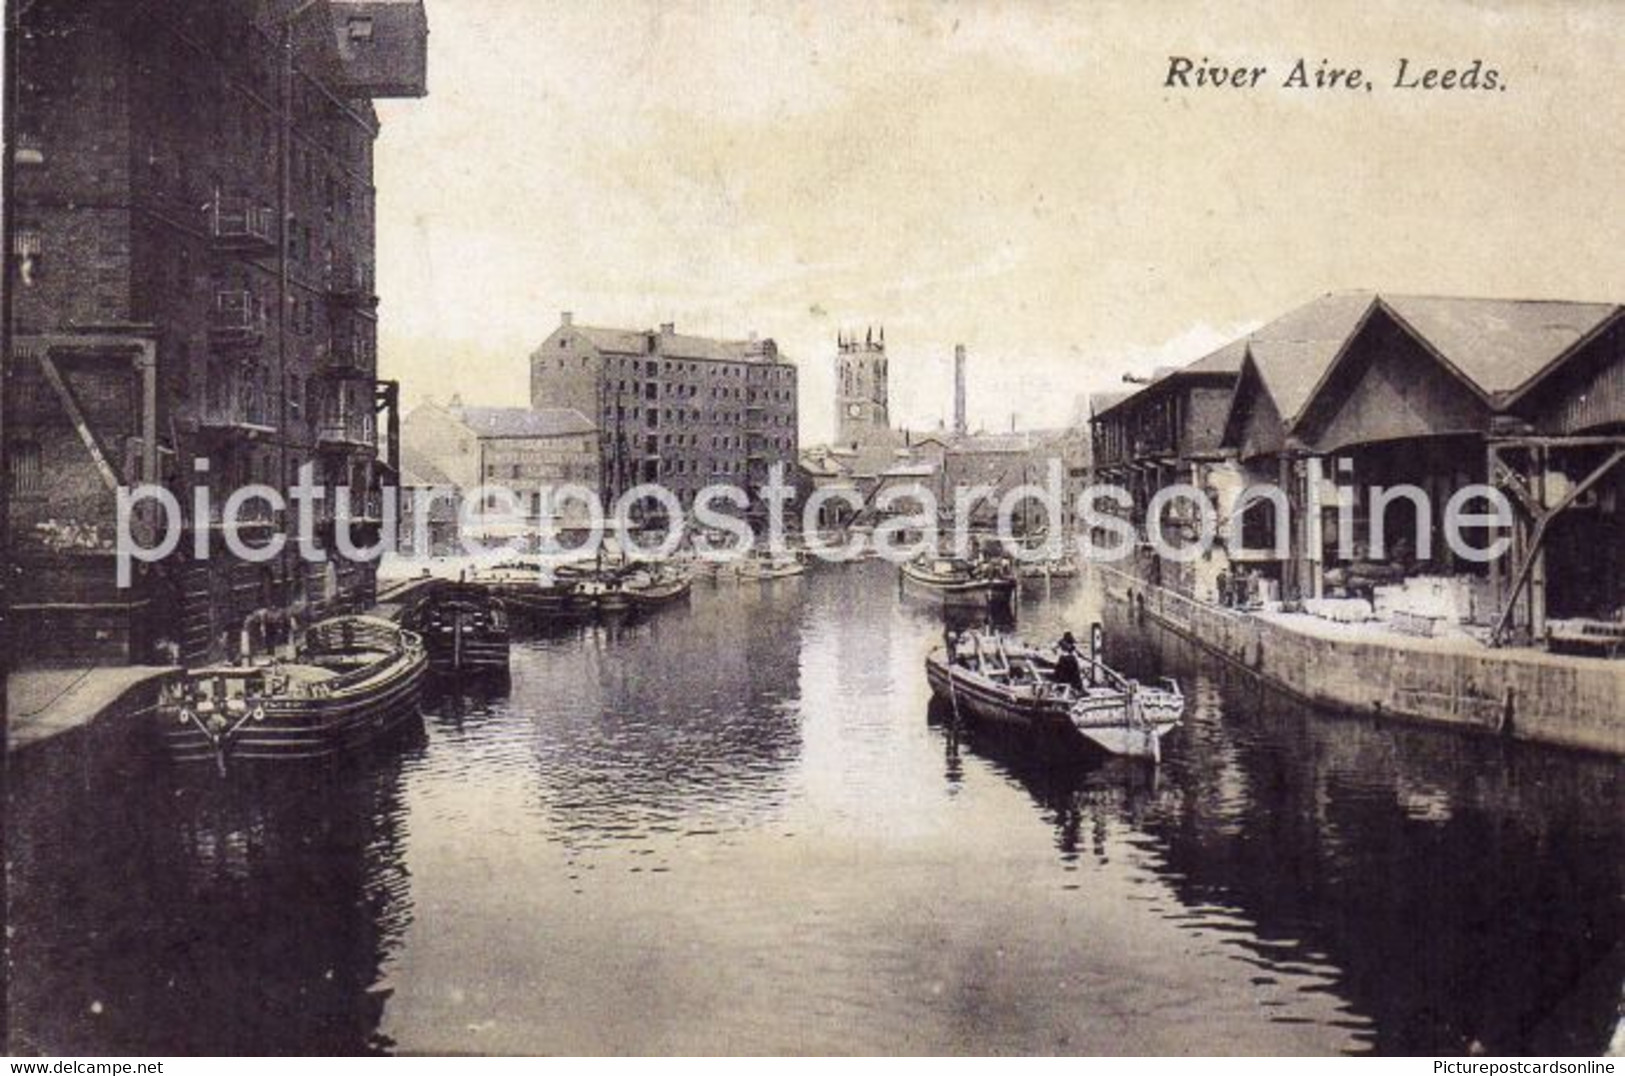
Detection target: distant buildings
<box><xmin>807</xmin><ymin>333</ymin><xmax>1091</xmax><ymax>532</ymax></box>
<box><xmin>400</xmin><ymin>399</ymin><xmax>598</xmax><ymax>535</ymax></box>
<box><xmin>5</xmin><ymin>0</ymin><xmax>429</xmax><ymax>665</ymax></box>
<box><xmin>396</xmin><ymin>447</ymin><xmax>460</xmax><ymax>557</ymax></box>
<box><xmin>529</xmin><ymin>314</ymin><xmax>798</xmax><ymax>521</ymax></box>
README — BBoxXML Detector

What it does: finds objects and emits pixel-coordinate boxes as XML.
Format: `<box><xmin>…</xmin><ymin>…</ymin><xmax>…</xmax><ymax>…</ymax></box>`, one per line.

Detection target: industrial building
<box><xmin>4</xmin><ymin>0</ymin><xmax>429</xmax><ymax>665</ymax></box>
<box><xmin>528</xmin><ymin>314</ymin><xmax>798</xmax><ymax>522</ymax></box>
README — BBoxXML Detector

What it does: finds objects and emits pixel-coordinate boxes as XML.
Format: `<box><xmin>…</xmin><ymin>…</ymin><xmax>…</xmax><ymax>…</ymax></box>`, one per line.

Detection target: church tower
<box><xmin>835</xmin><ymin>326</ymin><xmax>889</xmax><ymax>449</ymax></box>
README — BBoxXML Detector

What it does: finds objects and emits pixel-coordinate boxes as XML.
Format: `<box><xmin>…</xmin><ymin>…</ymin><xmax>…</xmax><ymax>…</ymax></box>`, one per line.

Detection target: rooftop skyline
<box><xmin>372</xmin><ymin>0</ymin><xmax>1625</xmax><ymax>442</ymax></box>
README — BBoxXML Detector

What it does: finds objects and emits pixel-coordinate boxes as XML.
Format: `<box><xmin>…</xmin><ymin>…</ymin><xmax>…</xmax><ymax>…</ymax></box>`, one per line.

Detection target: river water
<box><xmin>7</xmin><ymin>561</ymin><xmax>1623</xmax><ymax>1055</ymax></box>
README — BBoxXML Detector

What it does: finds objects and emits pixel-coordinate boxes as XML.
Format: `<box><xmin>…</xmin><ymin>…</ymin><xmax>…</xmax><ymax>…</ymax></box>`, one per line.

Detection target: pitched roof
<box><xmin>1379</xmin><ymin>295</ymin><xmax>1618</xmax><ymax>399</ymax></box>
<box><xmin>660</xmin><ymin>333</ymin><xmax>759</xmax><ymax>362</ymax></box>
<box><xmin>574</xmin><ymin>325</ymin><xmax>651</xmax><ymax>355</ymax></box>
<box><xmin>398</xmin><ymin>446</ymin><xmax>455</xmax><ymax>488</ymax></box>
<box><xmin>1244</xmin><ymin>291</ymin><xmax>1378</xmax><ymax>425</ymax></box>
<box><xmin>1089</xmin><ymin>389</ymin><xmax>1137</xmax><ymax>415</ymax></box>
<box><xmin>1185</xmin><ymin>336</ymin><xmax>1250</xmax><ymax>376</ymax></box>
<box><xmin>1092</xmin><ymin>336</ymin><xmax>1249</xmax><ymax>423</ymax></box>
<box><xmin>563</xmin><ymin>320</ymin><xmax>778</xmax><ymax>363</ymax></box>
<box><xmin>449</xmin><ymin>406</ymin><xmax>596</xmax><ymax>439</ymax></box>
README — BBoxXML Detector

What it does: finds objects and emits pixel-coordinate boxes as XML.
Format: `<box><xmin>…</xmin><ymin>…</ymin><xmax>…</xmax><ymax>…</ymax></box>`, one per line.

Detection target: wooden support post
<box><xmin>1486</xmin><ymin>441</ymin><xmax>1504</xmax><ymax>621</ymax></box>
<box><xmin>1490</xmin><ymin>445</ymin><xmax>1625</xmax><ymax>646</ymax></box>
<box><xmin>1304</xmin><ymin>455</ymin><xmax>1324</xmax><ymax>600</ymax></box>
<box><xmin>1530</xmin><ymin>445</ymin><xmax>1547</xmax><ymax>638</ymax></box>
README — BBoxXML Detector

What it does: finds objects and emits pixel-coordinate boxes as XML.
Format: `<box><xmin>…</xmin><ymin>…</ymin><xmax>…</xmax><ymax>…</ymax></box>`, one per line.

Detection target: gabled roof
<box><xmin>1244</xmin><ymin>291</ymin><xmax>1379</xmax><ymax>426</ymax></box>
<box><xmin>1185</xmin><ymin>336</ymin><xmax>1250</xmax><ymax>376</ymax></box>
<box><xmin>1219</xmin><ymin>290</ymin><xmax>1622</xmax><ymax>453</ymax></box>
<box><xmin>450</xmin><ymin>406</ymin><xmax>596</xmax><ymax>439</ymax></box>
<box><xmin>1379</xmin><ymin>295</ymin><xmax>1618</xmax><ymax>400</ymax></box>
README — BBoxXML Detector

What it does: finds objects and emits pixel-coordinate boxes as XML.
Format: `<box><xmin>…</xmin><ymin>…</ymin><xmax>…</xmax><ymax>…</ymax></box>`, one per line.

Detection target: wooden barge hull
<box><xmin>160</xmin><ymin>657</ymin><xmax>427</xmax><ymax>763</ymax></box>
<box><xmin>924</xmin><ymin>654</ymin><xmax>1077</xmax><ymax>736</ymax></box>
<box><xmin>426</xmin><ymin>638</ymin><xmax>510</xmax><ymax>675</ymax></box>
<box><xmin>901</xmin><ymin>566</ymin><xmax>1016</xmax><ymax>605</ymax></box>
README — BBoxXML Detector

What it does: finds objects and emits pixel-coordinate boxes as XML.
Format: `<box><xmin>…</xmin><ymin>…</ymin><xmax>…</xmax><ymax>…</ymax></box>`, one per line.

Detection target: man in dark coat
<box><xmin>1053</xmin><ymin>631</ymin><xmax>1085</xmax><ymax>692</ymax></box>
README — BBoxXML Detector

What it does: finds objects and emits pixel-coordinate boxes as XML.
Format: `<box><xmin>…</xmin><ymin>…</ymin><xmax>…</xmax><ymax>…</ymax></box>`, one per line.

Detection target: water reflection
<box><xmin>7</xmin><ymin>736</ymin><xmax>421</xmax><ymax>1054</ymax></box>
<box><xmin>512</xmin><ymin>580</ymin><xmax>807</xmax><ymax>842</ymax></box>
<box><xmin>931</xmin><ymin>591</ymin><xmax>1624</xmax><ymax>1054</ymax></box>
<box><xmin>6</xmin><ymin>562</ymin><xmax>1622</xmax><ymax>1055</ymax></box>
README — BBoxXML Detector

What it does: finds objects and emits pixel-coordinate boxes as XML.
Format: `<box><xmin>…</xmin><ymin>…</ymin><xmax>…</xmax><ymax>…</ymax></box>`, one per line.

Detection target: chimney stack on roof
<box><xmin>659</xmin><ymin>321</ymin><xmax>675</xmax><ymax>336</ymax></box>
<box><xmin>560</xmin><ymin>311</ymin><xmax>573</xmax><ymax>327</ymax></box>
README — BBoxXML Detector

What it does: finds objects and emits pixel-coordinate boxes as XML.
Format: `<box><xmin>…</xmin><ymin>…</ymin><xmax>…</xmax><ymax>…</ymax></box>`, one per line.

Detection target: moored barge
<box><xmin>159</xmin><ymin>616</ymin><xmax>427</xmax><ymax>767</ymax></box>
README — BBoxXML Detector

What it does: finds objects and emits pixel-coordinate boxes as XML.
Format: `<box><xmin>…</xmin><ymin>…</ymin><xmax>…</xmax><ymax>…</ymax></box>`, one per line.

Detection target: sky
<box><xmin>373</xmin><ymin>0</ymin><xmax>1625</xmax><ymax>443</ymax></box>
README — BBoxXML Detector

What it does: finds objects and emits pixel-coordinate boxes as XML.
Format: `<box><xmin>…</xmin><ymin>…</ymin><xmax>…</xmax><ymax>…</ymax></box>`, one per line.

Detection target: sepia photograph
<box><xmin>2</xmin><ymin>0</ymin><xmax>1623</xmax><ymax>1061</ymax></box>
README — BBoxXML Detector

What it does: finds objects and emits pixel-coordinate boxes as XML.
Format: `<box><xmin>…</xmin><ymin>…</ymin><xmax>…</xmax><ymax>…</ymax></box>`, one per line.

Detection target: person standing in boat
<box><xmin>1053</xmin><ymin>632</ymin><xmax>1084</xmax><ymax>692</ymax></box>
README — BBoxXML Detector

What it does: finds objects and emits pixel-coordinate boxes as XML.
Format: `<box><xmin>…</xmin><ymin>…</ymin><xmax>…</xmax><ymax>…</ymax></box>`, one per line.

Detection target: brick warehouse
<box><xmin>530</xmin><ymin>313</ymin><xmax>798</xmax><ymax>522</ymax></box>
<box><xmin>4</xmin><ymin>0</ymin><xmax>428</xmax><ymax>666</ymax></box>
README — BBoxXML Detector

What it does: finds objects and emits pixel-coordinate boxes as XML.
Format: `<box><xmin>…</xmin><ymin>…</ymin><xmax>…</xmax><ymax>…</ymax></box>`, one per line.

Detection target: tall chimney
<box><xmin>953</xmin><ymin>344</ymin><xmax>967</xmax><ymax>436</ymax></box>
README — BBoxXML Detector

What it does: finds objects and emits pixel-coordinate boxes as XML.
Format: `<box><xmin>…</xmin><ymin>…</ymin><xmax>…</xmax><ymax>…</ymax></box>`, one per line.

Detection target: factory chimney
<box><xmin>953</xmin><ymin>344</ymin><xmax>968</xmax><ymax>436</ymax></box>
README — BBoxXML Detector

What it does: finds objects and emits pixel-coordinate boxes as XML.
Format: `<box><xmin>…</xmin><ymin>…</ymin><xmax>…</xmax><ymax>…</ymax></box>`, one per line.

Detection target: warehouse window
<box><xmin>10</xmin><ymin>440</ymin><xmax>43</xmax><ymax>496</ymax></box>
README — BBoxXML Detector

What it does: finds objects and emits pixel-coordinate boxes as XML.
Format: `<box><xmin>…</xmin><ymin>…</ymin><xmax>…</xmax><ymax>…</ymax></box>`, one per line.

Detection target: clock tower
<box><xmin>836</xmin><ymin>326</ymin><xmax>890</xmax><ymax>449</ymax></box>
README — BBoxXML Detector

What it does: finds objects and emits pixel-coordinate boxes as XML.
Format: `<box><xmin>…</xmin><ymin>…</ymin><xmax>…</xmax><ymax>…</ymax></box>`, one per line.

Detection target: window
<box><xmin>8</xmin><ymin>440</ymin><xmax>42</xmax><ymax>496</ymax></box>
<box><xmin>347</xmin><ymin>16</ymin><xmax>375</xmax><ymax>42</ymax></box>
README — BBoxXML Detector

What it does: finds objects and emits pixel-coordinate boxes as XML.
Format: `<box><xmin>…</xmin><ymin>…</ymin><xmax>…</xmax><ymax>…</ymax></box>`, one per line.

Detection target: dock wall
<box><xmin>1097</xmin><ymin>566</ymin><xmax>1624</xmax><ymax>756</ymax></box>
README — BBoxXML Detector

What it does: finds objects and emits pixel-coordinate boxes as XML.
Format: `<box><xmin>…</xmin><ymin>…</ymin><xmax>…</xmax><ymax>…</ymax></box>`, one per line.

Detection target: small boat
<box><xmin>924</xmin><ymin>630</ymin><xmax>1183</xmax><ymax>760</ymax></box>
<box><xmin>623</xmin><ymin>565</ymin><xmax>693</xmax><ymax>609</ymax></box>
<box><xmin>732</xmin><ymin>551</ymin><xmax>807</xmax><ymax>581</ymax></box>
<box><xmin>901</xmin><ymin>555</ymin><xmax>1016</xmax><ymax>605</ymax></box>
<box><xmin>422</xmin><ymin>582</ymin><xmax>510</xmax><ymax>676</ymax></box>
<box><xmin>569</xmin><ymin>576</ymin><xmax>633</xmax><ymax>613</ymax></box>
<box><xmin>158</xmin><ymin>616</ymin><xmax>427</xmax><ymax>767</ymax></box>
